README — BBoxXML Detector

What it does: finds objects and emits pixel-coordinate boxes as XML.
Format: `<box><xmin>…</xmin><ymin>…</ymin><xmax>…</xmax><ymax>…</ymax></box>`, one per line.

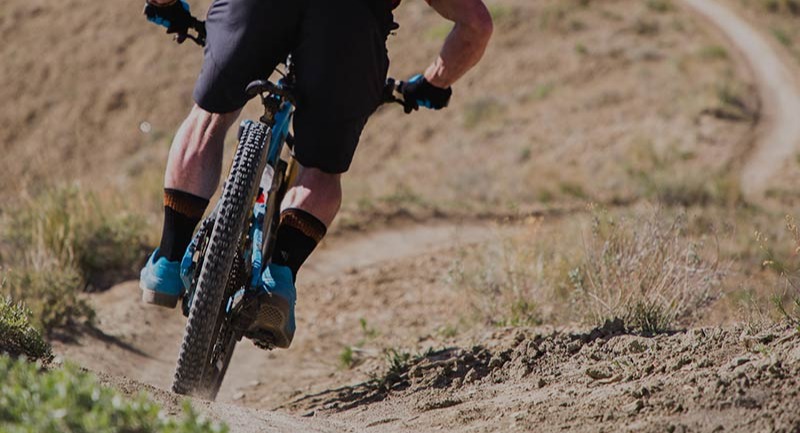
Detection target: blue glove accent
<box><xmin>408</xmin><ymin>74</ymin><xmax>433</xmax><ymax>108</ymax></box>
<box><xmin>400</xmin><ymin>73</ymin><xmax>452</xmax><ymax>112</ymax></box>
<box><xmin>148</xmin><ymin>15</ymin><xmax>171</xmax><ymax>28</ymax></box>
<box><xmin>409</xmin><ymin>74</ymin><xmax>424</xmax><ymax>84</ymax></box>
<box><xmin>408</xmin><ymin>74</ymin><xmax>439</xmax><ymax>110</ymax></box>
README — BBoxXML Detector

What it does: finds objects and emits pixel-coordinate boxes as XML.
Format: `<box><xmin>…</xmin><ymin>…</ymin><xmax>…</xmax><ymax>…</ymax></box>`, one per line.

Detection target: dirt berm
<box><xmin>100</xmin><ymin>321</ymin><xmax>800</xmax><ymax>433</ymax></box>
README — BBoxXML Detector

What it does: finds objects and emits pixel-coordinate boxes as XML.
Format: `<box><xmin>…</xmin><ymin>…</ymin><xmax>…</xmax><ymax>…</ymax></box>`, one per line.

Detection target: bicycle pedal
<box><xmin>246</xmin><ymin>330</ymin><xmax>277</xmax><ymax>351</ymax></box>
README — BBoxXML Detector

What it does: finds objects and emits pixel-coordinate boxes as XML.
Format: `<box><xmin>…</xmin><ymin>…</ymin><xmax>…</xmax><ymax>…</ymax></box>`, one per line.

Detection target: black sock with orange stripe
<box><xmin>157</xmin><ymin>188</ymin><xmax>209</xmax><ymax>262</ymax></box>
<box><xmin>271</xmin><ymin>208</ymin><xmax>327</xmax><ymax>280</ymax></box>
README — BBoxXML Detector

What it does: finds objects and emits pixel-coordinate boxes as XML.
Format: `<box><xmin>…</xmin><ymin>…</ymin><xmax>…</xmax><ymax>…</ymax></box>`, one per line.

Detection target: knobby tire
<box><xmin>172</xmin><ymin>121</ymin><xmax>270</xmax><ymax>399</ymax></box>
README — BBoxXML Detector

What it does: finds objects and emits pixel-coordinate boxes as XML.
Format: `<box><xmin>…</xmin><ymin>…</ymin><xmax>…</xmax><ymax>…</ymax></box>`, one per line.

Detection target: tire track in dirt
<box><xmin>681</xmin><ymin>0</ymin><xmax>800</xmax><ymax>200</ymax></box>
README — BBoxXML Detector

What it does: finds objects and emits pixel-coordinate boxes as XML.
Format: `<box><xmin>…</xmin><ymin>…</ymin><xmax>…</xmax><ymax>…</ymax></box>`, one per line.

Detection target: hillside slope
<box><xmin>8</xmin><ymin>0</ymin><xmax>800</xmax><ymax>432</ymax></box>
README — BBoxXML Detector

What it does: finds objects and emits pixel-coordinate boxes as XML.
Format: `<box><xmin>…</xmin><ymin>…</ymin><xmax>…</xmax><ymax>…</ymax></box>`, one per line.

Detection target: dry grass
<box><xmin>446</xmin><ymin>217</ymin><xmax>580</xmax><ymax>328</ymax></box>
<box><xmin>724</xmin><ymin>0</ymin><xmax>800</xmax><ymax>75</ymax></box>
<box><xmin>0</xmin><ymin>185</ymin><xmax>149</xmax><ymax>333</ymax></box>
<box><xmin>570</xmin><ymin>208</ymin><xmax>725</xmax><ymax>333</ymax></box>
<box><xmin>759</xmin><ymin>0</ymin><xmax>800</xmax><ymax>15</ymax></box>
<box><xmin>756</xmin><ymin>215</ymin><xmax>800</xmax><ymax>327</ymax></box>
<box><xmin>447</xmin><ymin>209</ymin><xmax>730</xmax><ymax>333</ymax></box>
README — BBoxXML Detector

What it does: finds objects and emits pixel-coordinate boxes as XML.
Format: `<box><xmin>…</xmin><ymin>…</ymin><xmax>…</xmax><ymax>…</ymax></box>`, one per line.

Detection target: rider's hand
<box><xmin>143</xmin><ymin>0</ymin><xmax>194</xmax><ymax>35</ymax></box>
<box><xmin>400</xmin><ymin>74</ymin><xmax>452</xmax><ymax>112</ymax></box>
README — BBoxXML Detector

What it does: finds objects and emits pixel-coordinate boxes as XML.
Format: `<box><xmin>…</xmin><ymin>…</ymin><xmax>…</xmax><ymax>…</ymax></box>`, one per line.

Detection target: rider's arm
<box><xmin>424</xmin><ymin>0</ymin><xmax>493</xmax><ymax>88</ymax></box>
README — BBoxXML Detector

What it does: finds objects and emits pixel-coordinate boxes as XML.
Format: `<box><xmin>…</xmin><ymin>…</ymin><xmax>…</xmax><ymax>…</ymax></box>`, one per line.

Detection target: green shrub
<box><xmin>0</xmin><ymin>297</ymin><xmax>52</xmax><ymax>361</ymax></box>
<box><xmin>3</xmin><ymin>265</ymin><xmax>93</xmax><ymax>333</ymax></box>
<box><xmin>0</xmin><ymin>356</ymin><xmax>227</xmax><ymax>433</ymax></box>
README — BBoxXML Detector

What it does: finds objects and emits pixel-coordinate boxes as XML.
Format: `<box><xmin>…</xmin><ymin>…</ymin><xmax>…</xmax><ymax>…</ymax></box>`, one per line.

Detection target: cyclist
<box><xmin>139</xmin><ymin>0</ymin><xmax>493</xmax><ymax>349</ymax></box>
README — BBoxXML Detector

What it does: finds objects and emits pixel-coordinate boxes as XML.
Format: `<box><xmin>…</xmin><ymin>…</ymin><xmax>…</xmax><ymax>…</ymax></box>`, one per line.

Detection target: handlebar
<box><xmin>174</xmin><ymin>17</ymin><xmax>412</xmax><ymax>113</ymax></box>
<box><xmin>175</xmin><ymin>17</ymin><xmax>206</xmax><ymax>46</ymax></box>
<box><xmin>383</xmin><ymin>78</ymin><xmax>415</xmax><ymax>113</ymax></box>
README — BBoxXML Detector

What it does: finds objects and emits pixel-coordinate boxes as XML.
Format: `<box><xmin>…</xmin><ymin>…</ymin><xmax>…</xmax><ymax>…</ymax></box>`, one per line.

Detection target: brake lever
<box><xmin>174</xmin><ymin>18</ymin><xmax>206</xmax><ymax>47</ymax></box>
<box><xmin>383</xmin><ymin>78</ymin><xmax>416</xmax><ymax>113</ymax></box>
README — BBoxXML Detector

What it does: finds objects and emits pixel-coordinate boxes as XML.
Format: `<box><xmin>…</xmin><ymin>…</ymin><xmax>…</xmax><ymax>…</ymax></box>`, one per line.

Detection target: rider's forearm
<box><xmin>424</xmin><ymin>0</ymin><xmax>493</xmax><ymax>88</ymax></box>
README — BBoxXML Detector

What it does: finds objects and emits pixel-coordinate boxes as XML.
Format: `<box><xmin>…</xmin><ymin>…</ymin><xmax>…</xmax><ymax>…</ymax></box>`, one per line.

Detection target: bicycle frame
<box><xmin>246</xmin><ymin>95</ymin><xmax>295</xmax><ymax>292</ymax></box>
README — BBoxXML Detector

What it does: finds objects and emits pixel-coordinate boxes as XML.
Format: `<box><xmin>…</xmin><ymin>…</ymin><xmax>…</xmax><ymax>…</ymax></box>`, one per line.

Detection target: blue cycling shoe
<box><xmin>244</xmin><ymin>263</ymin><xmax>296</xmax><ymax>349</ymax></box>
<box><xmin>140</xmin><ymin>249</ymin><xmax>184</xmax><ymax>308</ymax></box>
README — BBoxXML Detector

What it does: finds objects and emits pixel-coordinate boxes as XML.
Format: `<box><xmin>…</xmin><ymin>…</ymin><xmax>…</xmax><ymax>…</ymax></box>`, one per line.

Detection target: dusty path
<box><xmin>50</xmin><ymin>1</ymin><xmax>800</xmax><ymax>431</ymax></box>
<box><xmin>681</xmin><ymin>0</ymin><xmax>800</xmax><ymax>200</ymax></box>
<box><xmin>53</xmin><ymin>222</ymin><xmax>501</xmax><ymax>398</ymax></box>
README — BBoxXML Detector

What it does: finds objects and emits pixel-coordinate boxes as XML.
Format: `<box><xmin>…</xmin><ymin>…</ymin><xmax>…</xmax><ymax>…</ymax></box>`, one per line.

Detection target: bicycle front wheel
<box><xmin>172</xmin><ymin>121</ymin><xmax>270</xmax><ymax>399</ymax></box>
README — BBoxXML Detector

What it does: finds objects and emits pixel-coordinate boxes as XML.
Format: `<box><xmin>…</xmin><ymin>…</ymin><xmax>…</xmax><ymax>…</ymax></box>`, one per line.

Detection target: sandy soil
<box><xmin>32</xmin><ymin>0</ymin><xmax>800</xmax><ymax>431</ymax></box>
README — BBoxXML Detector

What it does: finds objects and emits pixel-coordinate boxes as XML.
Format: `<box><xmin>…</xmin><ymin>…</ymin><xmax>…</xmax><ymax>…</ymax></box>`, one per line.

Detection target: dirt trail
<box><xmin>50</xmin><ymin>1</ymin><xmax>800</xmax><ymax>431</ymax></box>
<box><xmin>53</xmin><ymin>222</ymin><xmax>499</xmax><ymax>396</ymax></box>
<box><xmin>681</xmin><ymin>0</ymin><xmax>800</xmax><ymax>200</ymax></box>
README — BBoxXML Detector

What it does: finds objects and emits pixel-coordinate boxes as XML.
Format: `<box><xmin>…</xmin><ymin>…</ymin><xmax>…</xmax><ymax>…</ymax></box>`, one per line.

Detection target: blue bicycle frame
<box><xmin>247</xmin><ymin>94</ymin><xmax>295</xmax><ymax>291</ymax></box>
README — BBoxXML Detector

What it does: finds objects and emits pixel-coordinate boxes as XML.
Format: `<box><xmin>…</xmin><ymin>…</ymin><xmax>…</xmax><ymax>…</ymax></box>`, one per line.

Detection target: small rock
<box><xmin>672</xmin><ymin>357</ymin><xmax>692</xmax><ymax>371</ymax></box>
<box><xmin>465</xmin><ymin>368</ymin><xmax>479</xmax><ymax>383</ymax></box>
<box><xmin>488</xmin><ymin>355</ymin><xmax>505</xmax><ymax>369</ymax></box>
<box><xmin>631</xmin><ymin>386</ymin><xmax>650</xmax><ymax>399</ymax></box>
<box><xmin>233</xmin><ymin>391</ymin><xmax>245</xmax><ymax>400</ymax></box>
<box><xmin>567</xmin><ymin>341</ymin><xmax>582</xmax><ymax>354</ymax></box>
<box><xmin>537</xmin><ymin>378</ymin><xmax>547</xmax><ymax>388</ymax></box>
<box><xmin>624</xmin><ymin>399</ymin><xmax>644</xmax><ymax>414</ymax></box>
<box><xmin>586</xmin><ymin>367</ymin><xmax>613</xmax><ymax>380</ymax></box>
<box><xmin>628</xmin><ymin>340</ymin><xmax>647</xmax><ymax>354</ymax></box>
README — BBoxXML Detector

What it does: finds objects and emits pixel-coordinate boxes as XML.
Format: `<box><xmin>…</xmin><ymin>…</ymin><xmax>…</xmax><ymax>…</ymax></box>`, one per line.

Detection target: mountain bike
<box><xmin>167</xmin><ymin>18</ymin><xmax>411</xmax><ymax>400</ymax></box>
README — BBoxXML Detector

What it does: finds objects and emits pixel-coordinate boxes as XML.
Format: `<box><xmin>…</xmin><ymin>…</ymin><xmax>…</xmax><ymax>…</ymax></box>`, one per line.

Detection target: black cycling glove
<box><xmin>400</xmin><ymin>74</ymin><xmax>453</xmax><ymax>112</ymax></box>
<box><xmin>144</xmin><ymin>0</ymin><xmax>194</xmax><ymax>35</ymax></box>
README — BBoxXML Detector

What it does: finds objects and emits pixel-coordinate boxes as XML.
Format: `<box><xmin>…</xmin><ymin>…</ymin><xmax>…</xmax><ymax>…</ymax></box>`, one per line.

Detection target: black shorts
<box><xmin>193</xmin><ymin>0</ymin><xmax>394</xmax><ymax>173</ymax></box>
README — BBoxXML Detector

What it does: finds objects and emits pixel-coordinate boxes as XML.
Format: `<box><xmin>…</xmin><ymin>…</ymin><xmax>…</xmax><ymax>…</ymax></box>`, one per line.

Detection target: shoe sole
<box><xmin>245</xmin><ymin>296</ymin><xmax>293</xmax><ymax>349</ymax></box>
<box><xmin>140</xmin><ymin>284</ymin><xmax>179</xmax><ymax>309</ymax></box>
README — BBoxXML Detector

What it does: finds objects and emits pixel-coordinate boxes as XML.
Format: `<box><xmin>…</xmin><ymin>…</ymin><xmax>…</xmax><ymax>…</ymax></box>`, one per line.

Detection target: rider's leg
<box><xmin>165</xmin><ymin>105</ymin><xmax>241</xmax><ymax>200</ymax></box>
<box><xmin>281</xmin><ymin>166</ymin><xmax>341</xmax><ymax>226</ymax></box>
<box><xmin>249</xmin><ymin>165</ymin><xmax>337</xmax><ymax>348</ymax></box>
<box><xmin>140</xmin><ymin>105</ymin><xmax>240</xmax><ymax>307</ymax></box>
<box><xmin>158</xmin><ymin>105</ymin><xmax>241</xmax><ymax>262</ymax></box>
<box><xmin>269</xmin><ymin>166</ymin><xmax>340</xmax><ymax>279</ymax></box>
<box><xmin>247</xmin><ymin>0</ymin><xmax>393</xmax><ymax>347</ymax></box>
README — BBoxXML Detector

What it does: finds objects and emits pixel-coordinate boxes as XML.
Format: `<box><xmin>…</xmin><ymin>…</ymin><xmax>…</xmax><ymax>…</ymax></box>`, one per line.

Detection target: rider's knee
<box><xmin>296</xmin><ymin>166</ymin><xmax>342</xmax><ymax>188</ymax></box>
<box><xmin>186</xmin><ymin>104</ymin><xmax>241</xmax><ymax>134</ymax></box>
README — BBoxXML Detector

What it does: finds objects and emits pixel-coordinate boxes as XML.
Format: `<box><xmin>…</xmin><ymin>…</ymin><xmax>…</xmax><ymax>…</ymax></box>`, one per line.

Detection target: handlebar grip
<box><xmin>175</xmin><ymin>17</ymin><xmax>206</xmax><ymax>46</ymax></box>
<box><xmin>246</xmin><ymin>80</ymin><xmax>279</xmax><ymax>97</ymax></box>
<box><xmin>383</xmin><ymin>78</ymin><xmax>415</xmax><ymax>113</ymax></box>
